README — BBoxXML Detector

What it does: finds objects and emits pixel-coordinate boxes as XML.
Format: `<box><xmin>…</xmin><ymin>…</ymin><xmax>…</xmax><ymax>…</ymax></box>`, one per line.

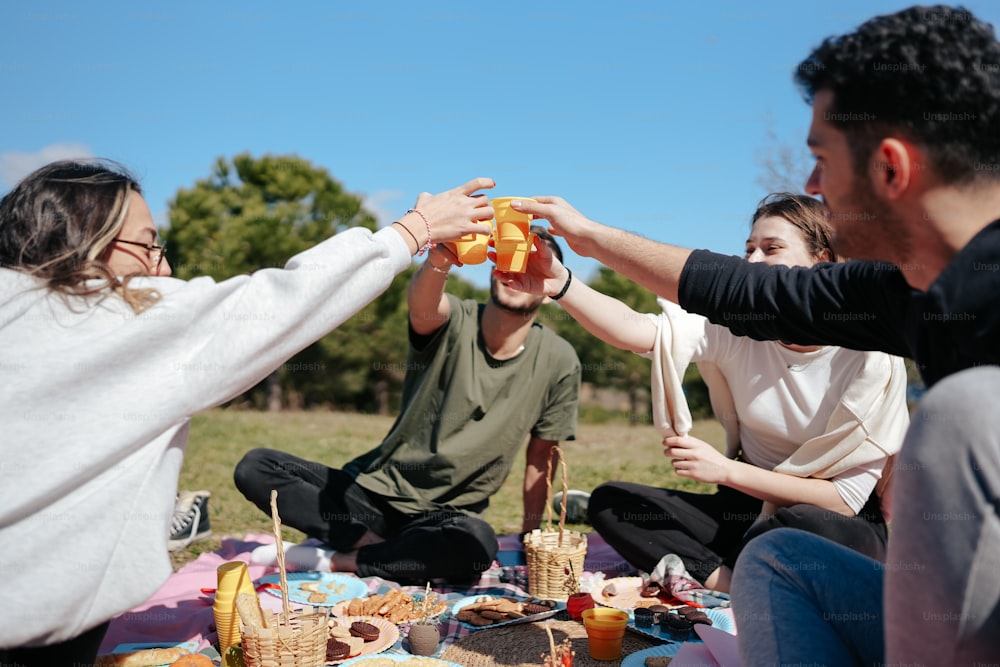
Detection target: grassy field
<box><xmin>170</xmin><ymin>409</ymin><xmax>723</xmax><ymax>569</ymax></box>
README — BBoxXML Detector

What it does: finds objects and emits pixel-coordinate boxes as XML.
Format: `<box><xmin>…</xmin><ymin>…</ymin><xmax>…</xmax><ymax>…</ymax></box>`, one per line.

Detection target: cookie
<box><xmin>522</xmin><ymin>603</ymin><xmax>553</xmax><ymax>615</ymax></box>
<box><xmin>645</xmin><ymin>656</ymin><xmax>673</xmax><ymax>667</ymax></box>
<box><xmin>349</xmin><ymin>621</ymin><xmax>380</xmax><ymax>642</ymax></box>
<box><xmin>326</xmin><ymin>639</ymin><xmax>350</xmax><ymax>661</ymax></box>
<box><xmin>468</xmin><ymin>613</ymin><xmax>495</xmax><ymax>627</ymax></box>
<box><xmin>640</xmin><ymin>581</ymin><xmax>662</xmax><ymax>597</ymax></box>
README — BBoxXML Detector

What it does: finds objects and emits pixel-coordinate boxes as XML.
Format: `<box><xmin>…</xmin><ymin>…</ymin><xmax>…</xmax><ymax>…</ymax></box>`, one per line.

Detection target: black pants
<box><xmin>234</xmin><ymin>448</ymin><xmax>497</xmax><ymax>583</ymax></box>
<box><xmin>1</xmin><ymin>621</ymin><xmax>109</xmax><ymax>667</ymax></box>
<box><xmin>588</xmin><ymin>480</ymin><xmax>887</xmax><ymax>583</ymax></box>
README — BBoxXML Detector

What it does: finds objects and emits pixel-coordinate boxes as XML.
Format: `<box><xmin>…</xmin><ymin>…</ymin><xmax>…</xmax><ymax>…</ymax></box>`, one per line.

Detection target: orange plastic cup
<box><xmin>582</xmin><ymin>607</ymin><xmax>629</xmax><ymax>661</ymax></box>
<box><xmin>494</xmin><ymin>232</ymin><xmax>535</xmax><ymax>273</ymax></box>
<box><xmin>444</xmin><ymin>223</ymin><xmax>492</xmax><ymax>265</ymax></box>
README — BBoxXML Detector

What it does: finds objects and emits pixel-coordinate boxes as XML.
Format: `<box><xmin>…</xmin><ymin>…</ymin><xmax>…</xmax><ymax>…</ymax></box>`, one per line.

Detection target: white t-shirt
<box><xmin>649</xmin><ymin>314</ymin><xmax>885</xmax><ymax>514</ymax></box>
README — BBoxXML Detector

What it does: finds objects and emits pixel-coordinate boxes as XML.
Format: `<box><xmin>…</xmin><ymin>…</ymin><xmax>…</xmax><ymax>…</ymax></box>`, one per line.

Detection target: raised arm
<box><xmin>408</xmin><ymin>245</ymin><xmax>457</xmax><ymax>335</ymax></box>
<box><xmin>405</xmin><ymin>181</ymin><xmax>495</xmax><ymax>335</ymax></box>
<box><xmin>498</xmin><ymin>234</ymin><xmax>657</xmax><ymax>354</ymax></box>
<box><xmin>510</xmin><ymin>197</ymin><xmax>692</xmax><ymax>304</ymax></box>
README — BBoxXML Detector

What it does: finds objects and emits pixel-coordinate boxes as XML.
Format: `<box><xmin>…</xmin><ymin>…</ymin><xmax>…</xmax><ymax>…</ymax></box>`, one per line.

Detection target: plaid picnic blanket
<box><xmin>98</xmin><ymin>533</ymin><xmax>633</xmax><ymax>656</ymax></box>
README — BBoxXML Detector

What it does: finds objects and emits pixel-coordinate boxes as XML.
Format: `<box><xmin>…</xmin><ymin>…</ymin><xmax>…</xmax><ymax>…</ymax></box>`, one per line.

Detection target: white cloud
<box><xmin>0</xmin><ymin>143</ymin><xmax>94</xmax><ymax>188</ymax></box>
<box><xmin>361</xmin><ymin>189</ymin><xmax>405</xmax><ymax>228</ymax></box>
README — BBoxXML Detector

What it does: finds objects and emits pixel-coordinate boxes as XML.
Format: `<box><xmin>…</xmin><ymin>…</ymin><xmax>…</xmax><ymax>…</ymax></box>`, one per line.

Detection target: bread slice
<box><xmin>236</xmin><ymin>591</ymin><xmax>267</xmax><ymax>629</ymax></box>
<box><xmin>94</xmin><ymin>646</ymin><xmax>190</xmax><ymax>666</ymax></box>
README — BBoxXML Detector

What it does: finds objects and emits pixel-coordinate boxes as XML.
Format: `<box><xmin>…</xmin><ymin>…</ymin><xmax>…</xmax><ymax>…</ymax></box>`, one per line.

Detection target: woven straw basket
<box><xmin>240</xmin><ymin>608</ymin><xmax>328</xmax><ymax>667</ymax></box>
<box><xmin>240</xmin><ymin>490</ymin><xmax>330</xmax><ymax>667</ymax></box>
<box><xmin>523</xmin><ymin>446</ymin><xmax>587</xmax><ymax>601</ymax></box>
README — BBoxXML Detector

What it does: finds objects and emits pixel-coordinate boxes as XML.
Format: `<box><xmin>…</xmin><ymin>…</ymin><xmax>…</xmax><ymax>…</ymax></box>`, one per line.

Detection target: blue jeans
<box><xmin>732</xmin><ymin>366</ymin><xmax>1000</xmax><ymax>666</ymax></box>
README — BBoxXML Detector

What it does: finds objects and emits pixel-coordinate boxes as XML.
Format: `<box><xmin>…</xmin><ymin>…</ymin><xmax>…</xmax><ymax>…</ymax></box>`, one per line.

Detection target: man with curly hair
<box><xmin>497</xmin><ymin>5</ymin><xmax>1000</xmax><ymax>664</ymax></box>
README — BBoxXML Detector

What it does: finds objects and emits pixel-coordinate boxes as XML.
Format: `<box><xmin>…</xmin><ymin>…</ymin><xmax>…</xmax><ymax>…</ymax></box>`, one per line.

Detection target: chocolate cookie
<box><xmin>639</xmin><ymin>581</ymin><xmax>663</xmax><ymax>597</ymax></box>
<box><xmin>326</xmin><ymin>639</ymin><xmax>350</xmax><ymax>661</ymax></box>
<box><xmin>522</xmin><ymin>603</ymin><xmax>553</xmax><ymax>615</ymax></box>
<box><xmin>349</xmin><ymin>621</ymin><xmax>380</xmax><ymax>642</ymax></box>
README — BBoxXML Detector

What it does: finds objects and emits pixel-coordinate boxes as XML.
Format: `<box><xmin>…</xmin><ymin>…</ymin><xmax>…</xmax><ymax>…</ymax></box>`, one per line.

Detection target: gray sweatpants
<box><xmin>732</xmin><ymin>366</ymin><xmax>1000</xmax><ymax>666</ymax></box>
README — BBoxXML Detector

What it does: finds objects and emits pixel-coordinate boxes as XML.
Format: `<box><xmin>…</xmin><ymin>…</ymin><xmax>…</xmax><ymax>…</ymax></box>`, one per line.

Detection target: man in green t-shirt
<box><xmin>235</xmin><ymin>226</ymin><xmax>581</xmax><ymax>582</ymax></box>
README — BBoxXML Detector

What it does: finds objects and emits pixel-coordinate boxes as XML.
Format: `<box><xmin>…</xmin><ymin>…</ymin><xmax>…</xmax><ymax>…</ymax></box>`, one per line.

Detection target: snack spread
<box><xmin>340</xmin><ymin>589</ymin><xmax>448</xmax><ymax>624</ymax></box>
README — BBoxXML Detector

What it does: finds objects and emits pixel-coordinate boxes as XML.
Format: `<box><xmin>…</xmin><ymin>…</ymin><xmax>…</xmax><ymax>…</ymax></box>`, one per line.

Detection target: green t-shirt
<box><xmin>346</xmin><ymin>295</ymin><xmax>581</xmax><ymax>515</ymax></box>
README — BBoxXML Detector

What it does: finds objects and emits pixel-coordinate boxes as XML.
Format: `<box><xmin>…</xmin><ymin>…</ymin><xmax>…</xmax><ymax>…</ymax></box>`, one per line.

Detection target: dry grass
<box><xmin>170</xmin><ymin>409</ymin><xmax>723</xmax><ymax>570</ymax></box>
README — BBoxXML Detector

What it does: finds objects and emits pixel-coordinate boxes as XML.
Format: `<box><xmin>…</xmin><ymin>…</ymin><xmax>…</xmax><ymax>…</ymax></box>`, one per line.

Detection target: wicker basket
<box><xmin>523</xmin><ymin>446</ymin><xmax>587</xmax><ymax>601</ymax></box>
<box><xmin>240</xmin><ymin>607</ymin><xmax>328</xmax><ymax>667</ymax></box>
<box><xmin>240</xmin><ymin>490</ymin><xmax>330</xmax><ymax>667</ymax></box>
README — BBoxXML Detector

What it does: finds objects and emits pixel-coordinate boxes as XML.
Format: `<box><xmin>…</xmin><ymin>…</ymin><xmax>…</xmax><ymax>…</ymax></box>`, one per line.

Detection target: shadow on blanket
<box><xmin>99</xmin><ymin>533</ymin><xmax>632</xmax><ymax>653</ymax></box>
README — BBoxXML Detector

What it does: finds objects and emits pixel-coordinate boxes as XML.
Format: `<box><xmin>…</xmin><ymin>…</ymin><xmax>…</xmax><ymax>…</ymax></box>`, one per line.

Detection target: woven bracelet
<box><xmin>406</xmin><ymin>208</ymin><xmax>434</xmax><ymax>256</ymax></box>
<box><xmin>550</xmin><ymin>268</ymin><xmax>573</xmax><ymax>301</ymax></box>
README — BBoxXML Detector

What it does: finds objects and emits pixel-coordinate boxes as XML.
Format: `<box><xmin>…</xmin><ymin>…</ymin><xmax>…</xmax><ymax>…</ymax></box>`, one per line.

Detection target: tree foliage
<box><xmin>166</xmin><ymin>153</ymin><xmax>710</xmax><ymax>417</ymax></box>
<box><xmin>166</xmin><ymin>152</ymin><xmax>444</xmax><ymax>412</ymax></box>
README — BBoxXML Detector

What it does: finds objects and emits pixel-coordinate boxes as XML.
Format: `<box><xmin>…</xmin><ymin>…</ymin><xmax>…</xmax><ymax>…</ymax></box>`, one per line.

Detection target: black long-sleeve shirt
<box><xmin>678</xmin><ymin>219</ymin><xmax>1000</xmax><ymax>388</ymax></box>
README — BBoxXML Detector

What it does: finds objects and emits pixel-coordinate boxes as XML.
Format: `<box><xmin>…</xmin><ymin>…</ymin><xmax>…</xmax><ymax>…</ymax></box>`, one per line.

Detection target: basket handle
<box><xmin>542</xmin><ymin>445</ymin><xmax>570</xmax><ymax>546</ymax></box>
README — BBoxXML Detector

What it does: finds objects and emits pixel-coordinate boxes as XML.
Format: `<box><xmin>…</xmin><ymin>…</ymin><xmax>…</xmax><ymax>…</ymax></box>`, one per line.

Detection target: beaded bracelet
<box><xmin>392</xmin><ymin>221</ymin><xmax>420</xmax><ymax>252</ymax></box>
<box><xmin>550</xmin><ymin>268</ymin><xmax>573</xmax><ymax>301</ymax></box>
<box><xmin>428</xmin><ymin>262</ymin><xmax>450</xmax><ymax>275</ymax></box>
<box><xmin>406</xmin><ymin>208</ymin><xmax>434</xmax><ymax>256</ymax></box>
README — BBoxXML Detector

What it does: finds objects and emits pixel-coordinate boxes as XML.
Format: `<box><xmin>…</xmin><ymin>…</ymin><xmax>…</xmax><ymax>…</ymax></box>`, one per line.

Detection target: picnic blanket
<box><xmin>98</xmin><ymin>532</ymin><xmax>636</xmax><ymax>656</ymax></box>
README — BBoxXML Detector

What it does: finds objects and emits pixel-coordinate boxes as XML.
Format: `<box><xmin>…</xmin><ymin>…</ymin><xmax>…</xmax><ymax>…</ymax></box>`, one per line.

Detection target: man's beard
<box><xmin>490</xmin><ymin>279</ymin><xmax>543</xmax><ymax>317</ymax></box>
<box><xmin>830</xmin><ymin>174</ymin><xmax>910</xmax><ymax>263</ymax></box>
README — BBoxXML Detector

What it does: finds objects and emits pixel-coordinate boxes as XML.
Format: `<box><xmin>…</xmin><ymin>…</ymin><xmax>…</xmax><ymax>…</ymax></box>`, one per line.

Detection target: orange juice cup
<box><xmin>491</xmin><ymin>197</ymin><xmax>535</xmax><ymax>243</ymax></box>
<box><xmin>214</xmin><ymin>561</ymin><xmax>256</xmax><ymax>651</ymax></box>
<box><xmin>444</xmin><ymin>223</ymin><xmax>491</xmax><ymax>265</ymax></box>
<box><xmin>582</xmin><ymin>607</ymin><xmax>629</xmax><ymax>661</ymax></box>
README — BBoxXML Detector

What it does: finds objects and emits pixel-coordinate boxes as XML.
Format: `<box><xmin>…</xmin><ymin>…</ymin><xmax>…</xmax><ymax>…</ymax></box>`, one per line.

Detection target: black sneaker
<box><xmin>553</xmin><ymin>489</ymin><xmax>591</xmax><ymax>524</ymax></box>
<box><xmin>168</xmin><ymin>490</ymin><xmax>212</xmax><ymax>551</ymax></box>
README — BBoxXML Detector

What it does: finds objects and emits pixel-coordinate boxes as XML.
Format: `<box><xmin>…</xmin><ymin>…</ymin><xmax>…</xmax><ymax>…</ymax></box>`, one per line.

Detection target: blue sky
<box><xmin>4</xmin><ymin>0</ymin><xmax>999</xmax><ymax>287</ymax></box>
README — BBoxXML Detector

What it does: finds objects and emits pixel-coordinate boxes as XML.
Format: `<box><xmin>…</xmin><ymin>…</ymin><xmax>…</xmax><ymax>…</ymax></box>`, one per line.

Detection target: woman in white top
<box><xmin>501</xmin><ymin>193</ymin><xmax>908</xmax><ymax>595</ymax></box>
<box><xmin>0</xmin><ymin>159</ymin><xmax>494</xmax><ymax>665</ymax></box>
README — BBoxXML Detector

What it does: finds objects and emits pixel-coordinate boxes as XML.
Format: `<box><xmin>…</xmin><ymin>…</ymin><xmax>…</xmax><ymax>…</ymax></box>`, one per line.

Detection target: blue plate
<box><xmin>622</xmin><ymin>644</ymin><xmax>681</xmax><ymax>666</ymax></box>
<box><xmin>627</xmin><ymin>607</ymin><xmax>734</xmax><ymax>643</ymax></box>
<box><xmin>259</xmin><ymin>571</ymin><xmax>368</xmax><ymax>607</ymax></box>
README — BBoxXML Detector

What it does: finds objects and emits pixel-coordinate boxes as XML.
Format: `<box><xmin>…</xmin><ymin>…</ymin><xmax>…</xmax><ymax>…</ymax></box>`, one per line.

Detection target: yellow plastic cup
<box><xmin>444</xmin><ymin>223</ymin><xmax>492</xmax><ymax>265</ymax></box>
<box><xmin>214</xmin><ymin>561</ymin><xmax>257</xmax><ymax>651</ymax></box>
<box><xmin>491</xmin><ymin>197</ymin><xmax>535</xmax><ymax>243</ymax></box>
<box><xmin>582</xmin><ymin>607</ymin><xmax>629</xmax><ymax>661</ymax></box>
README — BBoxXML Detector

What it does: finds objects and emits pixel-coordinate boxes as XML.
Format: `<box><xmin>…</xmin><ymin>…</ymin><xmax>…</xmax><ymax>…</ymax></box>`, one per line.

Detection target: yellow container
<box><xmin>491</xmin><ymin>197</ymin><xmax>535</xmax><ymax>243</ymax></box>
<box><xmin>445</xmin><ymin>223</ymin><xmax>492</xmax><ymax>265</ymax></box>
<box><xmin>214</xmin><ymin>561</ymin><xmax>257</xmax><ymax>652</ymax></box>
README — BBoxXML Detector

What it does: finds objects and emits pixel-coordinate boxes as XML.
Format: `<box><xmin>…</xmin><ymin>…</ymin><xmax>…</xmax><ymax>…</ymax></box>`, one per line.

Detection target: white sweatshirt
<box><xmin>0</xmin><ymin>227</ymin><xmax>411</xmax><ymax>647</ymax></box>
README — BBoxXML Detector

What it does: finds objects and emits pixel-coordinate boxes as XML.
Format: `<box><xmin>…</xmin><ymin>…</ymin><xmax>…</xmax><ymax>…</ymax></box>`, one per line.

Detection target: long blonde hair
<box><xmin>0</xmin><ymin>159</ymin><xmax>161</xmax><ymax>313</ymax></box>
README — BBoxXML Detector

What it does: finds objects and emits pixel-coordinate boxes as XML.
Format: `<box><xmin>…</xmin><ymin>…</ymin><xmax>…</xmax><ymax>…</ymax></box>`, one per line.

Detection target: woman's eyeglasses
<box><xmin>113</xmin><ymin>238</ymin><xmax>166</xmax><ymax>272</ymax></box>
